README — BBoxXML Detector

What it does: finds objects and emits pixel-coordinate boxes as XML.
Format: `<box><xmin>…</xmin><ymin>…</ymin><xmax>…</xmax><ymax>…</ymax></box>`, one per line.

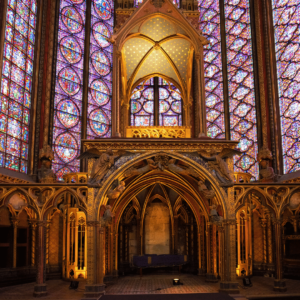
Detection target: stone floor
<box><xmin>0</xmin><ymin>275</ymin><xmax>299</xmax><ymax>299</ymax></box>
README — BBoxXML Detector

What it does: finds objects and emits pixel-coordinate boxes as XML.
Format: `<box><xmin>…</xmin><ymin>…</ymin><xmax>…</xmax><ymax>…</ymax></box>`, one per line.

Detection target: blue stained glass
<box><xmin>52</xmin><ymin>0</ymin><xmax>87</xmax><ymax>179</ymax></box>
<box><xmin>225</xmin><ymin>0</ymin><xmax>258</xmax><ymax>179</ymax></box>
<box><xmin>0</xmin><ymin>0</ymin><xmax>37</xmax><ymax>173</ymax></box>
<box><xmin>272</xmin><ymin>0</ymin><xmax>300</xmax><ymax>174</ymax></box>
<box><xmin>87</xmin><ymin>0</ymin><xmax>113</xmax><ymax>140</ymax></box>
<box><xmin>199</xmin><ymin>0</ymin><xmax>225</xmax><ymax>139</ymax></box>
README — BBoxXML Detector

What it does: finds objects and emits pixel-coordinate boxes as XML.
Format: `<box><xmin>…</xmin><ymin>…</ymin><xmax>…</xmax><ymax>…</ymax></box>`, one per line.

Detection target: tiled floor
<box><xmin>0</xmin><ymin>275</ymin><xmax>299</xmax><ymax>299</ymax></box>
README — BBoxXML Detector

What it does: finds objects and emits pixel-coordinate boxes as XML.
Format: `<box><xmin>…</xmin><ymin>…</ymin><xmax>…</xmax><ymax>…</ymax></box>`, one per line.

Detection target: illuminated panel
<box><xmin>225</xmin><ymin>0</ymin><xmax>258</xmax><ymax>179</ymax></box>
<box><xmin>272</xmin><ymin>0</ymin><xmax>300</xmax><ymax>174</ymax></box>
<box><xmin>158</xmin><ymin>78</ymin><xmax>182</xmax><ymax>126</ymax></box>
<box><xmin>52</xmin><ymin>0</ymin><xmax>86</xmax><ymax>180</ymax></box>
<box><xmin>0</xmin><ymin>0</ymin><xmax>37</xmax><ymax>173</ymax></box>
<box><xmin>130</xmin><ymin>78</ymin><xmax>154</xmax><ymax>126</ymax></box>
<box><xmin>199</xmin><ymin>0</ymin><xmax>225</xmax><ymax>139</ymax></box>
<box><xmin>87</xmin><ymin>0</ymin><xmax>114</xmax><ymax>139</ymax></box>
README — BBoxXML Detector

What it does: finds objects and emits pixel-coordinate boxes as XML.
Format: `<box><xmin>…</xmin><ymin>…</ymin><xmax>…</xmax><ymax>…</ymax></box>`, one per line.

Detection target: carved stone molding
<box><xmin>82</xmin><ymin>138</ymin><xmax>238</xmax><ymax>152</ymax></box>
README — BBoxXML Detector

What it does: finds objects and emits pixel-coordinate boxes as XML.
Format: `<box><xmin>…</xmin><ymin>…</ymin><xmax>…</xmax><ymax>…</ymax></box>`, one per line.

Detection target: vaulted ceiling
<box><xmin>122</xmin><ymin>16</ymin><xmax>193</xmax><ymax>91</ymax></box>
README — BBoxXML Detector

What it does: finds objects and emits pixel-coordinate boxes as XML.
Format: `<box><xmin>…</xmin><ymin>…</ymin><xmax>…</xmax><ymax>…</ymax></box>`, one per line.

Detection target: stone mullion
<box><xmin>81</xmin><ymin>0</ymin><xmax>91</xmax><ymax>143</ymax></box>
<box><xmin>219</xmin><ymin>0</ymin><xmax>230</xmax><ymax>139</ymax></box>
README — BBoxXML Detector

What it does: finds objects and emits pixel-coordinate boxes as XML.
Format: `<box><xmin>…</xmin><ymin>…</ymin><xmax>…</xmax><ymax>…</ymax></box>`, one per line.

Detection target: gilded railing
<box><xmin>126</xmin><ymin>126</ymin><xmax>192</xmax><ymax>138</ymax></box>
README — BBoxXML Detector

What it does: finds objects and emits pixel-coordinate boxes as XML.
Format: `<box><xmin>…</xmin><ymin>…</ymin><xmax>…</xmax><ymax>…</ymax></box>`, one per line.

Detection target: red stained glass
<box><xmin>0</xmin><ymin>0</ymin><xmax>37</xmax><ymax>173</ymax></box>
<box><xmin>272</xmin><ymin>0</ymin><xmax>300</xmax><ymax>174</ymax></box>
<box><xmin>225</xmin><ymin>0</ymin><xmax>258</xmax><ymax>179</ymax></box>
<box><xmin>52</xmin><ymin>0</ymin><xmax>86</xmax><ymax>178</ymax></box>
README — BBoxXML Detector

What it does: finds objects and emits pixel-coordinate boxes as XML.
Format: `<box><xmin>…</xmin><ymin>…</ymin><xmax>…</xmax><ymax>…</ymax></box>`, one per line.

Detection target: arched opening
<box><xmin>130</xmin><ymin>77</ymin><xmax>183</xmax><ymax>127</ymax></box>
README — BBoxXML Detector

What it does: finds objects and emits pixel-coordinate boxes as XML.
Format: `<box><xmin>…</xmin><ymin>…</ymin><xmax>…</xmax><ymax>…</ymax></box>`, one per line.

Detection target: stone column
<box><xmin>33</xmin><ymin>221</ymin><xmax>47</xmax><ymax>297</ymax></box>
<box><xmin>30</xmin><ymin>222</ymin><xmax>37</xmax><ymax>267</ymax></box>
<box><xmin>98</xmin><ymin>227</ymin><xmax>105</xmax><ymax>287</ymax></box>
<box><xmin>267</xmin><ymin>216</ymin><xmax>274</xmax><ymax>273</ymax></box>
<box><xmin>219</xmin><ymin>219</ymin><xmax>239</xmax><ymax>294</ymax></box>
<box><xmin>261</xmin><ymin>218</ymin><xmax>267</xmax><ymax>268</ymax></box>
<box><xmin>112</xmin><ymin>45</ymin><xmax>121</xmax><ymax>137</ymax></box>
<box><xmin>11</xmin><ymin>219</ymin><xmax>19</xmax><ymax>268</ymax></box>
<box><xmin>206</xmin><ymin>223</ymin><xmax>218</xmax><ymax>282</ymax></box>
<box><xmin>174</xmin><ymin>216</ymin><xmax>179</xmax><ymax>254</ymax></box>
<box><xmin>136</xmin><ymin>217</ymin><xmax>141</xmax><ymax>256</ymax></box>
<box><xmin>84</xmin><ymin>221</ymin><xmax>105</xmax><ymax>299</ymax></box>
<box><xmin>218</xmin><ymin>226</ymin><xmax>225</xmax><ymax>281</ymax></box>
<box><xmin>273</xmin><ymin>219</ymin><xmax>287</xmax><ymax>292</ymax></box>
<box><xmin>194</xmin><ymin>52</ymin><xmax>206</xmax><ymax>137</ymax></box>
<box><xmin>45</xmin><ymin>222</ymin><xmax>50</xmax><ymax>268</ymax></box>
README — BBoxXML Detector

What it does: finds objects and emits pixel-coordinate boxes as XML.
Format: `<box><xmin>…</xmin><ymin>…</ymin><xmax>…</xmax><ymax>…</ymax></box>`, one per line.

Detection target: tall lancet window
<box><xmin>272</xmin><ymin>1</ymin><xmax>300</xmax><ymax>174</ymax></box>
<box><xmin>52</xmin><ymin>0</ymin><xmax>114</xmax><ymax>180</ymax></box>
<box><xmin>0</xmin><ymin>0</ymin><xmax>38</xmax><ymax>173</ymax></box>
<box><xmin>199</xmin><ymin>0</ymin><xmax>259</xmax><ymax>180</ymax></box>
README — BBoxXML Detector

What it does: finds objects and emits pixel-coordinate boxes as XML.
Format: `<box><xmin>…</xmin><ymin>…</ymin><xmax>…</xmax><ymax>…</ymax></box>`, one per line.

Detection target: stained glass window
<box><xmin>199</xmin><ymin>0</ymin><xmax>225</xmax><ymax>139</ymax></box>
<box><xmin>223</xmin><ymin>0</ymin><xmax>258</xmax><ymax>179</ymax></box>
<box><xmin>87</xmin><ymin>0</ymin><xmax>113</xmax><ymax>139</ymax></box>
<box><xmin>158</xmin><ymin>78</ymin><xmax>182</xmax><ymax>126</ymax></box>
<box><xmin>0</xmin><ymin>0</ymin><xmax>38</xmax><ymax>173</ymax></box>
<box><xmin>130</xmin><ymin>77</ymin><xmax>182</xmax><ymax>127</ymax></box>
<box><xmin>130</xmin><ymin>78</ymin><xmax>154</xmax><ymax>127</ymax></box>
<box><xmin>52</xmin><ymin>0</ymin><xmax>114</xmax><ymax>180</ymax></box>
<box><xmin>272</xmin><ymin>1</ymin><xmax>300</xmax><ymax>174</ymax></box>
<box><xmin>52</xmin><ymin>0</ymin><xmax>86</xmax><ymax>179</ymax></box>
<box><xmin>225</xmin><ymin>0</ymin><xmax>258</xmax><ymax>179</ymax></box>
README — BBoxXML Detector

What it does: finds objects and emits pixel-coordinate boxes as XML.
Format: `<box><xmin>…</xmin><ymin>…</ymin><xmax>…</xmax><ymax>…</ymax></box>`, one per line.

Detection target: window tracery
<box><xmin>199</xmin><ymin>0</ymin><xmax>259</xmax><ymax>179</ymax></box>
<box><xmin>52</xmin><ymin>0</ymin><xmax>114</xmax><ymax>180</ymax></box>
<box><xmin>0</xmin><ymin>0</ymin><xmax>38</xmax><ymax>173</ymax></box>
<box><xmin>130</xmin><ymin>77</ymin><xmax>183</xmax><ymax>127</ymax></box>
<box><xmin>272</xmin><ymin>0</ymin><xmax>300</xmax><ymax>174</ymax></box>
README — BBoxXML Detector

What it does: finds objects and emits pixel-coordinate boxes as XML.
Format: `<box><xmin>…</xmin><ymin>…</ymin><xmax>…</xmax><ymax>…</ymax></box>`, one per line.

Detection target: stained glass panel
<box><xmin>272</xmin><ymin>0</ymin><xmax>300</xmax><ymax>174</ymax></box>
<box><xmin>52</xmin><ymin>0</ymin><xmax>86</xmax><ymax>180</ymax></box>
<box><xmin>87</xmin><ymin>0</ymin><xmax>114</xmax><ymax>139</ymax></box>
<box><xmin>0</xmin><ymin>0</ymin><xmax>38</xmax><ymax>173</ymax></box>
<box><xmin>225</xmin><ymin>0</ymin><xmax>258</xmax><ymax>179</ymax></box>
<box><xmin>199</xmin><ymin>0</ymin><xmax>225</xmax><ymax>139</ymax></box>
<box><xmin>130</xmin><ymin>79</ymin><xmax>154</xmax><ymax>127</ymax></box>
<box><xmin>158</xmin><ymin>78</ymin><xmax>182</xmax><ymax>126</ymax></box>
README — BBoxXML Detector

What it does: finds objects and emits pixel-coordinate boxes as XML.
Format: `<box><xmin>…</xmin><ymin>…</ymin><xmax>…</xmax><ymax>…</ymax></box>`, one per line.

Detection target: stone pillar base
<box><xmin>82</xmin><ymin>284</ymin><xmax>105</xmax><ymax>300</ymax></box>
<box><xmin>113</xmin><ymin>133</ymin><xmax>121</xmax><ymax>138</ymax></box>
<box><xmin>219</xmin><ymin>281</ymin><xmax>239</xmax><ymax>294</ymax></box>
<box><xmin>205</xmin><ymin>273</ymin><xmax>218</xmax><ymax>283</ymax></box>
<box><xmin>273</xmin><ymin>279</ymin><xmax>287</xmax><ymax>292</ymax></box>
<box><xmin>197</xmin><ymin>268</ymin><xmax>205</xmax><ymax>275</ymax></box>
<box><xmin>33</xmin><ymin>284</ymin><xmax>48</xmax><ymax>297</ymax></box>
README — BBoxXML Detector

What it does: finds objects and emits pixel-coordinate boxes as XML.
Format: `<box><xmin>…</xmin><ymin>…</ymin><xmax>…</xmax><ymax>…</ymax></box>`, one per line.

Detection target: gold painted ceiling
<box><xmin>122</xmin><ymin>17</ymin><xmax>193</xmax><ymax>89</ymax></box>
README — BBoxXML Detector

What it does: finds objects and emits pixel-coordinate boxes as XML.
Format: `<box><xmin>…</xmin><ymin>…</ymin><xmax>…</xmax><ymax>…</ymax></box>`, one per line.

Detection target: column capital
<box><xmin>11</xmin><ymin>218</ymin><xmax>19</xmax><ymax>227</ymax></box>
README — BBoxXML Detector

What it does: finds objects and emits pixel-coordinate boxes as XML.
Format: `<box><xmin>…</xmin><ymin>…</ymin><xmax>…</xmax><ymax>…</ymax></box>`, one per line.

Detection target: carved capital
<box><xmin>11</xmin><ymin>218</ymin><xmax>19</xmax><ymax>227</ymax></box>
